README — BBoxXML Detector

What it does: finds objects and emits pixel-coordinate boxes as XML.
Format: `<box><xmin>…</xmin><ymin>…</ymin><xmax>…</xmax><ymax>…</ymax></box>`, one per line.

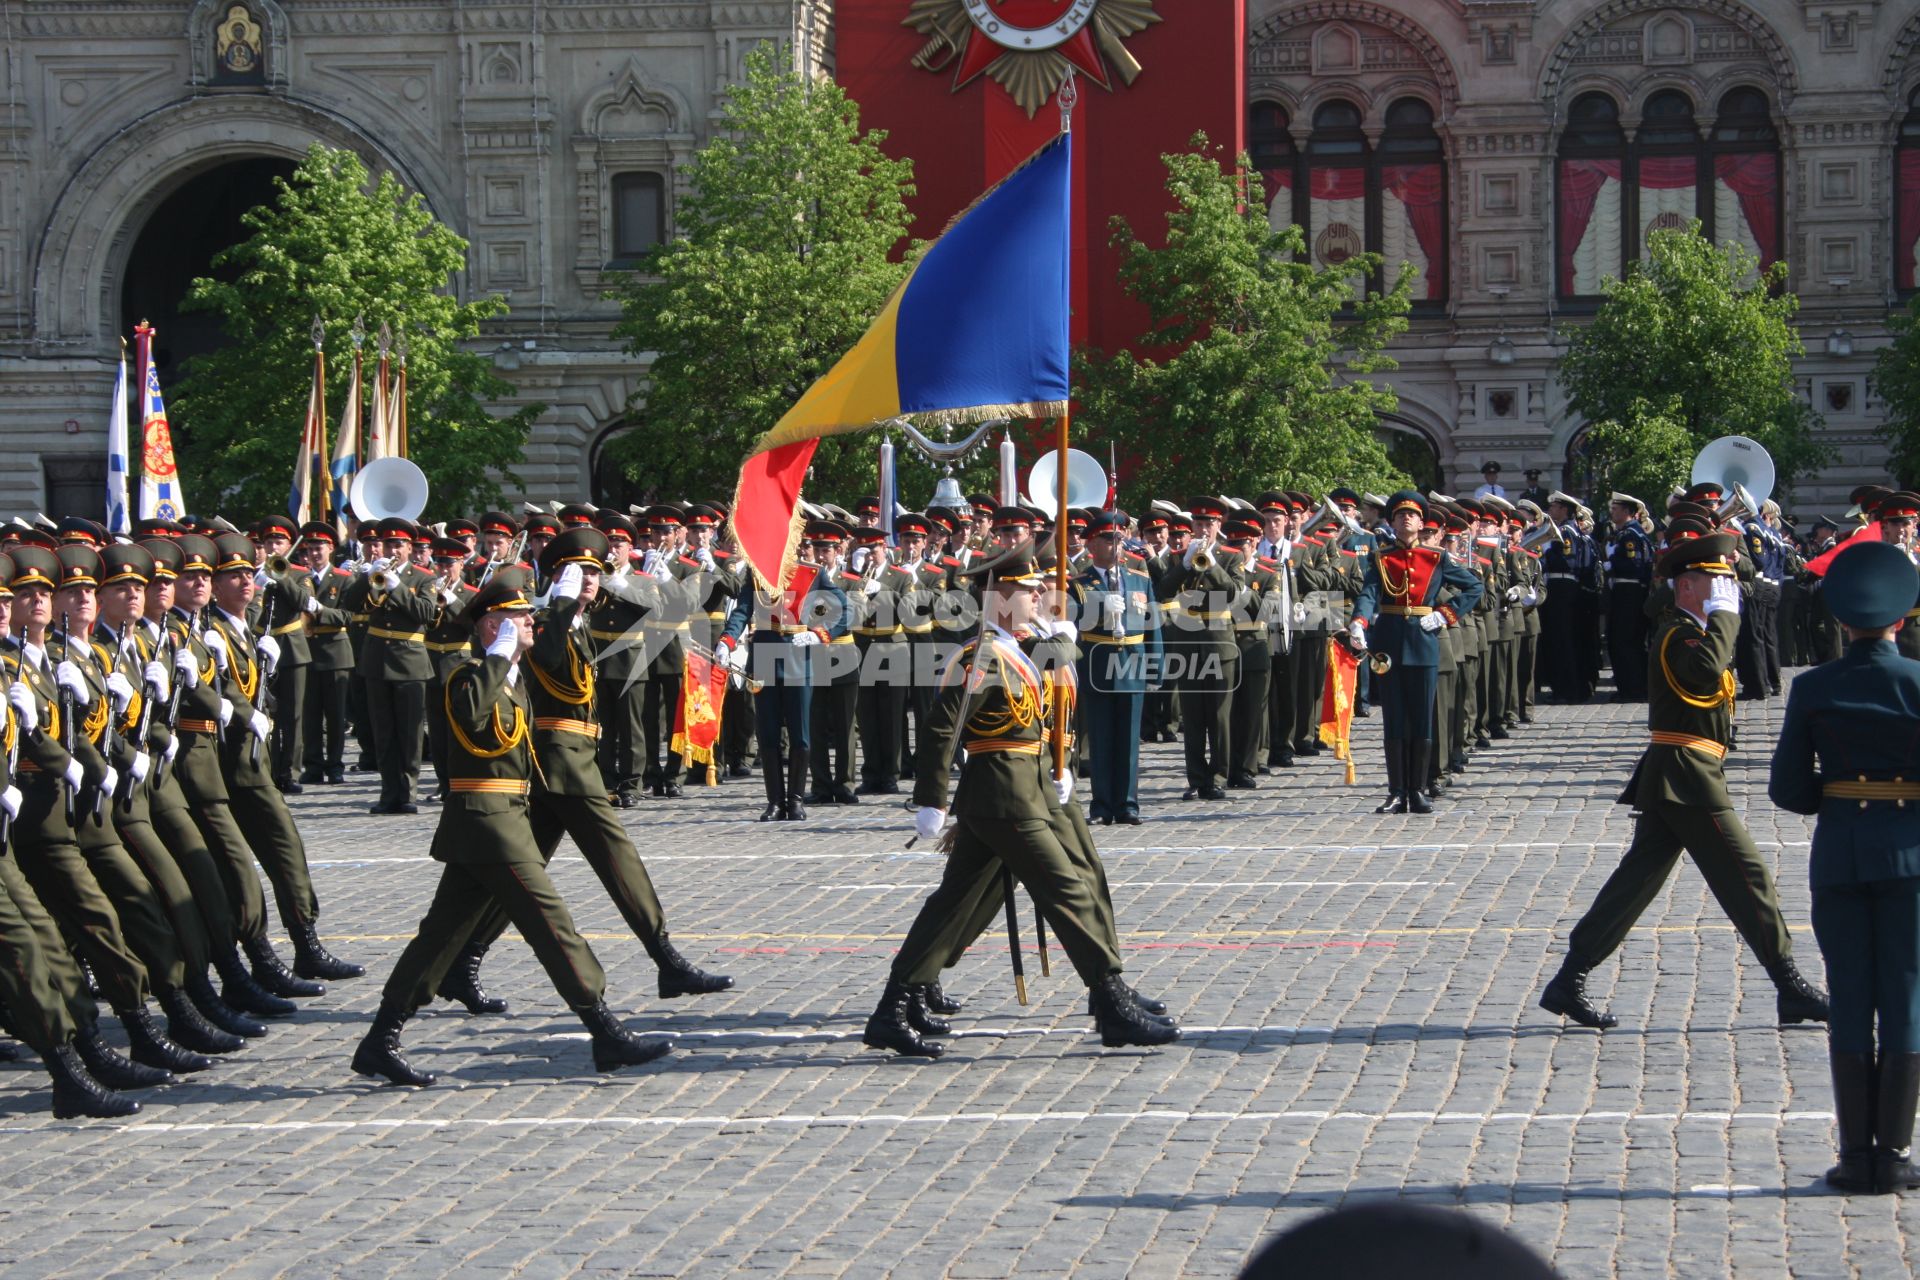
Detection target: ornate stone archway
<box><xmin>1538</xmin><ymin>1</ymin><xmax>1799</xmax><ymax>112</ymax></box>
<box><xmin>30</xmin><ymin>93</ymin><xmax>453</xmax><ymax>352</ymax></box>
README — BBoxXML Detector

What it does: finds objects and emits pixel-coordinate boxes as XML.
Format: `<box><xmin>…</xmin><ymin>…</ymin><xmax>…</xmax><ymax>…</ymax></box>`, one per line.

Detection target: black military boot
<box><xmin>642</xmin><ymin>930</ymin><xmax>735</xmax><ymax>999</ymax></box>
<box><xmin>1086</xmin><ymin>982</ymin><xmax>1177</xmax><ymax>1026</ymax></box>
<box><xmin>923</xmin><ymin>981</ymin><xmax>963</xmax><ymax>1016</ymax></box>
<box><xmin>904</xmin><ymin>985</ymin><xmax>952</xmax><ymax>1037</ymax></box>
<box><xmin>215</xmin><ymin>944</ymin><xmax>298</xmax><ymax>1016</ymax></box>
<box><xmin>185</xmin><ymin>973</ymin><xmax>267</xmax><ymax>1040</ymax></box>
<box><xmin>292</xmin><ymin>921</ymin><xmax>365</xmax><ymax>981</ymax></box>
<box><xmin>46</xmin><ymin>1043</ymin><xmax>140</xmax><ymax>1120</ymax></box>
<box><xmin>74</xmin><ymin>1023</ymin><xmax>171</xmax><ymax>1089</ymax></box>
<box><xmin>1122</xmin><ymin>980</ymin><xmax>1171</xmax><ymax>1017</ymax></box>
<box><xmin>1876</xmin><ymin>1051</ymin><xmax>1920</xmax><ymax>1193</ymax></box>
<box><xmin>351</xmin><ymin>1000</ymin><xmax>436</xmax><ymax>1087</ymax></box>
<box><xmin>1406</xmin><ymin>742</ymin><xmax>1434</xmax><ymax>815</ymax></box>
<box><xmin>759</xmin><ymin>744</ymin><xmax>787</xmax><ymax>822</ymax></box>
<box><xmin>121</xmin><ymin>1004</ymin><xmax>213</xmax><ymax>1074</ymax></box>
<box><xmin>863</xmin><ymin>979</ymin><xmax>944</xmax><ymax>1058</ymax></box>
<box><xmin>784</xmin><ymin>745</ymin><xmax>810</xmax><ymax>821</ymax></box>
<box><xmin>1766</xmin><ymin>958</ymin><xmax>1830</xmax><ymax>1025</ymax></box>
<box><xmin>1539</xmin><ymin>955</ymin><xmax>1617</xmax><ymax>1029</ymax></box>
<box><xmin>154</xmin><ymin>987</ymin><xmax>244</xmax><ymax>1054</ymax></box>
<box><xmin>1825</xmin><ymin>1050</ymin><xmax>1876</xmax><ymax>1193</ymax></box>
<box><xmin>244</xmin><ymin>934</ymin><xmax>325</xmax><ymax>999</ymax></box>
<box><xmin>1373</xmin><ymin>741</ymin><xmax>1406</xmax><ymax>815</ymax></box>
<box><xmin>1089</xmin><ymin>975</ymin><xmax>1181</xmax><ymax>1048</ymax></box>
<box><xmin>436</xmin><ymin>942</ymin><xmax>508</xmax><ymax>1014</ymax></box>
<box><xmin>576</xmin><ymin>1001</ymin><xmax>673</xmax><ymax>1071</ymax></box>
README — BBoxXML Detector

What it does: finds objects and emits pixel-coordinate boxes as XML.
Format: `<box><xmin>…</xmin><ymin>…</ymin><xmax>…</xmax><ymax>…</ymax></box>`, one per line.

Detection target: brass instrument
<box><xmin>1517</xmin><ymin>520</ymin><xmax>1561</xmax><ymax>554</ymax></box>
<box><xmin>266</xmin><ymin>554</ymin><xmax>293</xmax><ymax>576</ymax></box>
<box><xmin>1368</xmin><ymin>650</ymin><xmax>1393</xmax><ymax>675</ymax></box>
<box><xmin>477</xmin><ymin>530</ymin><xmax>529</xmax><ymax>589</ymax></box>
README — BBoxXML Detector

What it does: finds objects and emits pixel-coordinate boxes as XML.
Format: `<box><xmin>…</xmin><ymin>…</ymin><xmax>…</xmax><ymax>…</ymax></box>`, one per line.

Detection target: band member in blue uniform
<box><xmin>1074</xmin><ymin>510</ymin><xmax>1162</xmax><ymax>825</ymax></box>
<box><xmin>1769</xmin><ymin>540</ymin><xmax>1920</xmax><ymax>1194</ymax></box>
<box><xmin>1349</xmin><ymin>491</ymin><xmax>1484</xmax><ymax>815</ymax></box>
<box><xmin>1604</xmin><ymin>494</ymin><xmax>1653</xmax><ymax>700</ymax></box>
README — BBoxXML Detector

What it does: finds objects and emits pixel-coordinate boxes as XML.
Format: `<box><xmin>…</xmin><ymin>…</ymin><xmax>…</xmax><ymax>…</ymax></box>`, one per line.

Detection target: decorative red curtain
<box><xmin>1899</xmin><ymin>149</ymin><xmax>1920</xmax><ymax>292</ymax></box>
<box><xmin>1308</xmin><ymin>166</ymin><xmax>1366</xmax><ymax>202</ymax></box>
<box><xmin>1713</xmin><ymin>152</ymin><xmax>1779</xmax><ymax>268</ymax></box>
<box><xmin>1383</xmin><ymin>163</ymin><xmax>1444</xmax><ymax>299</ymax></box>
<box><xmin>1557</xmin><ymin>157</ymin><xmax>1621</xmax><ymax>295</ymax></box>
<box><xmin>1259</xmin><ymin>167</ymin><xmax>1293</xmax><ymax>227</ymax></box>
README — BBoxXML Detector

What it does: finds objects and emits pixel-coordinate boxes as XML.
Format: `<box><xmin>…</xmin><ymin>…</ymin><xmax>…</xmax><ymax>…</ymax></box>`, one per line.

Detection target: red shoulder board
<box><xmin>332</xmin><ymin>567</ymin><xmax>352</xmax><ymax>577</ymax></box>
<box><xmin>712</xmin><ymin>549</ymin><xmax>733</xmax><ymax>560</ymax></box>
<box><xmin>678</xmin><ymin>554</ymin><xmax>701</xmax><ymax>569</ymax></box>
<box><xmin>1256</xmin><ymin>556</ymin><xmax>1279</xmax><ymax>573</ymax></box>
<box><xmin>941</xmin><ymin>555</ymin><xmax>961</xmax><ymax>568</ymax></box>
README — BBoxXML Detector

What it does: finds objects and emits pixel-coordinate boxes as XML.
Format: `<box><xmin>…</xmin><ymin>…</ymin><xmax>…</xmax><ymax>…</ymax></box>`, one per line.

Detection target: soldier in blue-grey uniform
<box><xmin>1538</xmin><ymin>491</ymin><xmax>1588</xmax><ymax>703</ymax></box>
<box><xmin>1769</xmin><ymin>539</ymin><xmax>1920</xmax><ymax>1194</ymax></box>
<box><xmin>1073</xmin><ymin>510</ymin><xmax>1161</xmax><ymax>825</ymax></box>
<box><xmin>1604</xmin><ymin>494</ymin><xmax>1654</xmax><ymax>700</ymax></box>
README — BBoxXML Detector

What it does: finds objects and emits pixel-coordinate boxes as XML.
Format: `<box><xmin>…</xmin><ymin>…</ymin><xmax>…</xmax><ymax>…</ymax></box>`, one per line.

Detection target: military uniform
<box><xmin>1168</xmin><ymin>528</ymin><xmax>1241</xmax><ymax>799</ymax></box>
<box><xmin>1769</xmin><ymin>541</ymin><xmax>1920</xmax><ymax>1192</ymax></box>
<box><xmin>1543</xmin><ymin>532</ymin><xmax>1824</xmax><ymax>1031</ymax></box>
<box><xmin>358</xmin><ymin>522</ymin><xmax>437</xmax><ymax>813</ymax></box>
<box><xmin>1074</xmin><ymin>523</ymin><xmax>1162</xmax><ymax>822</ymax></box>
<box><xmin>299</xmin><ymin>544</ymin><xmax>357</xmax><ymax>784</ymax></box>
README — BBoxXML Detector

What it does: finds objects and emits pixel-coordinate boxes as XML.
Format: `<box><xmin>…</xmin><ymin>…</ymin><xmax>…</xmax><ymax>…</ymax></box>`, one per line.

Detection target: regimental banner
<box><xmin>671</xmin><ymin>647</ymin><xmax>729</xmax><ymax>784</ymax></box>
<box><xmin>132</xmin><ymin>322</ymin><xmax>186</xmax><ymax>521</ymax></box>
<box><xmin>1318</xmin><ymin>641</ymin><xmax>1359</xmax><ymax>786</ymax></box>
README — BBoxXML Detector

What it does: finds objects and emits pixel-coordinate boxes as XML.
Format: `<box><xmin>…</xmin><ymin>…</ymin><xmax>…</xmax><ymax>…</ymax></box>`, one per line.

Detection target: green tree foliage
<box><xmin>1872</xmin><ymin>293</ymin><xmax>1920</xmax><ymax>489</ymax></box>
<box><xmin>1558</xmin><ymin>223</ymin><xmax>1830</xmax><ymax>502</ymax></box>
<box><xmin>171</xmin><ymin>144</ymin><xmax>537</xmax><ymax>519</ymax></box>
<box><xmin>1075</xmin><ymin>133</ymin><xmax>1413</xmax><ymax>507</ymax></box>
<box><xmin>610</xmin><ymin>45</ymin><xmax>916</xmax><ymax>501</ymax></box>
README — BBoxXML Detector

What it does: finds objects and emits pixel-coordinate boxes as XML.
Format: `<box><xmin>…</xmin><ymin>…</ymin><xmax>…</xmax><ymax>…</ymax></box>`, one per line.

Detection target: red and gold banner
<box><xmin>671</xmin><ymin>648</ymin><xmax>730</xmax><ymax>784</ymax></box>
<box><xmin>1318</xmin><ymin>641</ymin><xmax>1360</xmax><ymax>786</ymax></box>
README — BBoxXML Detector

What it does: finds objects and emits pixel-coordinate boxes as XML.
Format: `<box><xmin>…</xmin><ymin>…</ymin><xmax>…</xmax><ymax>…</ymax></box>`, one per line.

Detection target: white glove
<box><xmin>174</xmin><ymin>646</ymin><xmax>199</xmax><ymax>689</ymax></box>
<box><xmin>1102</xmin><ymin>594</ymin><xmax>1124</xmax><ymax>630</ymax></box>
<box><xmin>304</xmin><ymin>596</ymin><xmax>321</xmax><ymax>616</ymax></box>
<box><xmin>0</xmin><ymin>785</ymin><xmax>19</xmax><ymax>821</ymax></box>
<box><xmin>1292</xmin><ymin>602</ymin><xmax>1309</xmax><ymax>625</ymax></box>
<box><xmin>1051</xmin><ymin>619</ymin><xmax>1078</xmax><ymax>645</ymax></box>
<box><xmin>97</xmin><ymin>766</ymin><xmax>118</xmax><ymax>799</ymax></box>
<box><xmin>253</xmin><ymin>567</ymin><xmax>270</xmax><ymax>588</ymax></box>
<box><xmin>1505</xmin><ymin>585</ymin><xmax>1523</xmax><ymax>603</ymax></box>
<box><xmin>1522</xmin><ymin>587</ymin><xmax>1541</xmax><ymax>608</ymax></box>
<box><xmin>106</xmin><ymin>670</ymin><xmax>136</xmax><ymax>713</ymax></box>
<box><xmin>549</xmin><ymin>564</ymin><xmax>584</xmax><ymax>602</ymax></box>
<box><xmin>649</xmin><ymin>555</ymin><xmax>673</xmax><ymax>584</ymax></box>
<box><xmin>697</xmin><ymin>547</ymin><xmax>716</xmax><ymax>571</ymax></box>
<box><xmin>162</xmin><ymin>736</ymin><xmax>178</xmax><ymax>765</ymax></box>
<box><xmin>217</xmin><ymin>697</ymin><xmax>234</xmax><ymax>728</ymax></box>
<box><xmin>791</xmin><ymin>631</ymin><xmax>821</xmax><ymax>648</ymax></box>
<box><xmin>1054</xmin><ymin>770</ymin><xmax>1073</xmax><ymax>805</ymax></box>
<box><xmin>255</xmin><ymin>634</ymin><xmax>281</xmax><ymax>674</ymax></box>
<box><xmin>914</xmin><ymin>806</ymin><xmax>946</xmax><ymax>840</ymax></box>
<box><xmin>203</xmin><ymin>629</ymin><xmax>229</xmax><ymax>671</ymax></box>
<box><xmin>1704</xmin><ymin>575</ymin><xmax>1742</xmax><ymax>616</ymax></box>
<box><xmin>142</xmin><ymin>660</ymin><xmax>170</xmax><ymax>702</ymax></box>
<box><xmin>129</xmin><ymin>752</ymin><xmax>151</xmax><ymax>785</ymax></box>
<box><xmin>723</xmin><ymin>641</ymin><xmax>749</xmax><ymax>672</ymax></box>
<box><xmin>62</xmin><ymin>760</ymin><xmax>84</xmax><ymax>792</ymax></box>
<box><xmin>485</xmin><ymin>617</ymin><xmax>520</xmax><ymax>659</ymax></box>
<box><xmin>849</xmin><ymin>547</ymin><xmax>869</xmax><ymax>574</ymax></box>
<box><xmin>248</xmin><ymin>709</ymin><xmax>270</xmax><ymax>742</ymax></box>
<box><xmin>1419</xmin><ymin>612</ymin><xmax>1447</xmax><ymax>633</ymax></box>
<box><xmin>1348</xmin><ymin>620</ymin><xmax>1368</xmax><ymax>652</ymax></box>
<box><xmin>863</xmin><ymin>577</ymin><xmax>883</xmax><ymax>597</ymax></box>
<box><xmin>55</xmin><ymin>661</ymin><xmax>91</xmax><ymax>705</ymax></box>
<box><xmin>7</xmin><ymin>682</ymin><xmax>38</xmax><ymax>733</ymax></box>
<box><xmin>1181</xmin><ymin>541</ymin><xmax>1200</xmax><ymax>568</ymax></box>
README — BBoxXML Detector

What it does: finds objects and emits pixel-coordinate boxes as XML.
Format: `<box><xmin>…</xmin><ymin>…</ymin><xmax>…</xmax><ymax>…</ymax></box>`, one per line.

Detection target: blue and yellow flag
<box><xmin>733</xmin><ymin>131</ymin><xmax>1072</xmax><ymax>589</ymax></box>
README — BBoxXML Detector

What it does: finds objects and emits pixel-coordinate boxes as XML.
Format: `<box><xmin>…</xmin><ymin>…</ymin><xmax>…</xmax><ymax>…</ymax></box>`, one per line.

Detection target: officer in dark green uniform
<box><xmin>1541</xmin><ymin>531</ymin><xmax>1828</xmax><ymax>1030</ymax></box>
<box><xmin>441</xmin><ymin>530</ymin><xmax>731</xmax><ymax>1013</ymax></box>
<box><xmin>249</xmin><ymin>514</ymin><xmax>315</xmax><ymax>794</ymax></box>
<box><xmin>1770</xmin><ymin>540</ymin><xmax>1920</xmax><ymax>1193</ymax></box>
<box><xmin>204</xmin><ymin>532</ymin><xmax>363</xmax><ymax>983</ymax></box>
<box><xmin>1171</xmin><ymin>497</ymin><xmax>1241</xmax><ymax>800</ymax></box>
<box><xmin>296</xmin><ymin>523</ymin><xmax>356</xmax><ymax>785</ymax></box>
<box><xmin>350</xmin><ymin>572</ymin><xmax>673</xmax><ymax>1087</ymax></box>
<box><xmin>358</xmin><ymin>518</ymin><xmax>437</xmax><ymax>814</ymax></box>
<box><xmin>589</xmin><ymin>509</ymin><xmax>647</xmax><ymax>807</ymax></box>
<box><xmin>863</xmin><ymin>541</ymin><xmax>1177</xmax><ymax>1058</ymax></box>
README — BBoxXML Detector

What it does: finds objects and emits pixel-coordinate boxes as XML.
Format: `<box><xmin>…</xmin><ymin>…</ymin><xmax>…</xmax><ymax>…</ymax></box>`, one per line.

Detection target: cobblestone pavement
<box><xmin>1</xmin><ymin>674</ymin><xmax>1916</xmax><ymax>1278</ymax></box>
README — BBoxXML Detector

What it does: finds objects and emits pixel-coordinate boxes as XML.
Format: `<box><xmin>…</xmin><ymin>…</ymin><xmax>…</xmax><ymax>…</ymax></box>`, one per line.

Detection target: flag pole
<box><xmin>1050</xmin><ymin>71</ymin><xmax>1077</xmax><ymax>785</ymax></box>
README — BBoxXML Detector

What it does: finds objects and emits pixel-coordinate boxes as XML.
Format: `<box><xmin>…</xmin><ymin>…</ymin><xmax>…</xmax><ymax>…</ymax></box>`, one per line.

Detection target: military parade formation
<box><xmin>3</xmin><ymin>457</ymin><xmax>1920</xmax><ymax>1196</ymax></box>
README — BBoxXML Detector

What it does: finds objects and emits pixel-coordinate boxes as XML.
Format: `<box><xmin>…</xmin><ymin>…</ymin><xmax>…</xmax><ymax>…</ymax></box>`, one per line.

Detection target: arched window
<box><xmin>1251</xmin><ymin>96</ymin><xmax>1447</xmax><ymax>305</ymax></box>
<box><xmin>1898</xmin><ymin>88</ymin><xmax>1920</xmax><ymax>293</ymax></box>
<box><xmin>1558</xmin><ymin>86</ymin><xmax>1781</xmax><ymax>299</ymax></box>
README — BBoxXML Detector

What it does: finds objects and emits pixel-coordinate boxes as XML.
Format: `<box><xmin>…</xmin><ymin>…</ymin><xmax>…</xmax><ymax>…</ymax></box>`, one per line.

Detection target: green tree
<box><xmin>1075</xmin><ymin>132</ymin><xmax>1413</xmax><ymax>506</ymax></box>
<box><xmin>610</xmin><ymin>45</ymin><xmax>916</xmax><ymax>501</ymax></box>
<box><xmin>1580</xmin><ymin>397</ymin><xmax>1698</xmax><ymax>510</ymax></box>
<box><xmin>1872</xmin><ymin>294</ymin><xmax>1920</xmax><ymax>489</ymax></box>
<box><xmin>1557</xmin><ymin>223</ymin><xmax>1830</xmax><ymax>502</ymax></box>
<box><xmin>171</xmin><ymin>143</ymin><xmax>537</xmax><ymax>519</ymax></box>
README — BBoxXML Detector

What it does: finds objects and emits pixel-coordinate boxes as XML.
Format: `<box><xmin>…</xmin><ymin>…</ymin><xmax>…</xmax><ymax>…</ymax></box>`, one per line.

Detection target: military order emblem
<box><xmin>905</xmin><ymin>0</ymin><xmax>1160</xmax><ymax>117</ymax></box>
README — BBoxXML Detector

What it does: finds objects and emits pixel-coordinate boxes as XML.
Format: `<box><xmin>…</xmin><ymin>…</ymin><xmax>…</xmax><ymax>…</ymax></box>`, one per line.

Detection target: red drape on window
<box><xmin>1384</xmin><ymin>163</ymin><xmax>1445</xmax><ymax>299</ymax></box>
<box><xmin>1638</xmin><ymin>155</ymin><xmax>1696</xmax><ymax>189</ymax></box>
<box><xmin>1309</xmin><ymin>166</ymin><xmax>1367</xmax><ymax>202</ymax></box>
<box><xmin>1259</xmin><ymin>167</ymin><xmax>1293</xmax><ymax>224</ymax></box>
<box><xmin>1557</xmin><ymin>157</ymin><xmax>1621</xmax><ymax>295</ymax></box>
<box><xmin>1713</xmin><ymin>152</ymin><xmax>1779</xmax><ymax>267</ymax></box>
<box><xmin>1899</xmin><ymin>149</ymin><xmax>1920</xmax><ymax>291</ymax></box>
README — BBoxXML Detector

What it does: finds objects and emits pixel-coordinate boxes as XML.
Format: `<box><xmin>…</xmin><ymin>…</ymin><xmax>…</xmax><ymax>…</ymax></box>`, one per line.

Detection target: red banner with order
<box><xmin>671</xmin><ymin>647</ymin><xmax>730</xmax><ymax>783</ymax></box>
<box><xmin>1318</xmin><ymin>641</ymin><xmax>1360</xmax><ymax>785</ymax></box>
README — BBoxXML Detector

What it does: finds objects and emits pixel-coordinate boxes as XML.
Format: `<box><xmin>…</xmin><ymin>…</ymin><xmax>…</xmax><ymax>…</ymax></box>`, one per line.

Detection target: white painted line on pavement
<box><xmin>832</xmin><ymin>880</ymin><xmax>1441</xmax><ymax>892</ymax></box>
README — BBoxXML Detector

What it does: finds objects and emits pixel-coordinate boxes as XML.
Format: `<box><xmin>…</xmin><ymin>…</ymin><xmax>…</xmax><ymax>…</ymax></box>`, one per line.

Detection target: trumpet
<box><xmin>1367</xmin><ymin>651</ymin><xmax>1394</xmax><ymax>675</ymax></box>
<box><xmin>265</xmin><ymin>554</ymin><xmax>293</xmax><ymax>576</ymax></box>
<box><xmin>370</xmin><ymin>562</ymin><xmax>404</xmax><ymax>593</ymax></box>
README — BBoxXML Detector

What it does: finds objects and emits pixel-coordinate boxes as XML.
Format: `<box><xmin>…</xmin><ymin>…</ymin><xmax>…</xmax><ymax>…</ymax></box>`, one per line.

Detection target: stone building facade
<box><xmin>2</xmin><ymin>1</ymin><xmax>1917</xmax><ymax>519</ymax></box>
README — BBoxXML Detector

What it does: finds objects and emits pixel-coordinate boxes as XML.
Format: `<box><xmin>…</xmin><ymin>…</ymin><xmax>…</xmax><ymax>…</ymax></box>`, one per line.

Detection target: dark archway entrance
<box><xmin>1377</xmin><ymin>419</ymin><xmax>1442</xmax><ymax>492</ymax></box>
<box><xmin>119</xmin><ymin>156</ymin><xmax>296</xmax><ymax>381</ymax></box>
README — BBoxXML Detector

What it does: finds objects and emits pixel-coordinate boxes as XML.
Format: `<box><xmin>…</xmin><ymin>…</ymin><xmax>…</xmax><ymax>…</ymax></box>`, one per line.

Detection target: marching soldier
<box><xmin>350</xmin><ymin>571</ymin><xmax>675</xmax><ymax>1087</ymax></box>
<box><xmin>1540</xmin><ymin>530</ymin><xmax>1827</xmax><ymax>1030</ymax></box>
<box><xmin>1769</xmin><ymin>541</ymin><xmax>1920</xmax><ymax>1193</ymax></box>
<box><xmin>864</xmin><ymin>540</ymin><xmax>1177</xmax><ymax>1058</ymax></box>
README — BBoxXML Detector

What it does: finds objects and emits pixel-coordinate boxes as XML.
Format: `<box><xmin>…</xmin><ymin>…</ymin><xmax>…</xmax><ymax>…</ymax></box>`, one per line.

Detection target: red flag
<box><xmin>1803</xmin><ymin>523</ymin><xmax>1881</xmax><ymax>577</ymax></box>
<box><xmin>1318</xmin><ymin>642</ymin><xmax>1360</xmax><ymax>785</ymax></box>
<box><xmin>671</xmin><ymin>648</ymin><xmax>730</xmax><ymax>784</ymax></box>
